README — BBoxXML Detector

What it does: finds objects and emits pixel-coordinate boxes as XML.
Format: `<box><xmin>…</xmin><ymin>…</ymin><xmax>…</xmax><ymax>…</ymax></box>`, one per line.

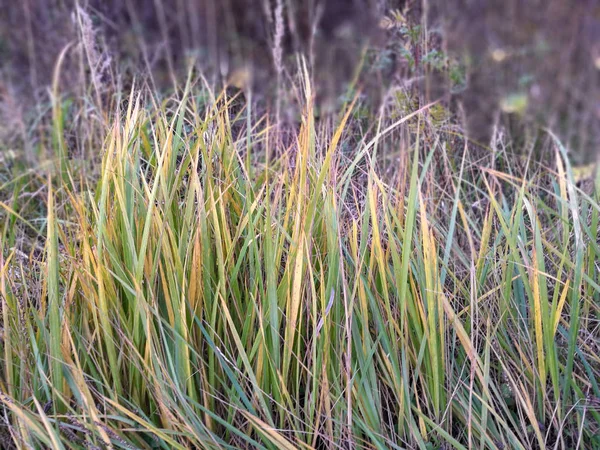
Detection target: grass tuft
<box><xmin>1</xmin><ymin>74</ymin><xmax>599</xmax><ymax>449</ymax></box>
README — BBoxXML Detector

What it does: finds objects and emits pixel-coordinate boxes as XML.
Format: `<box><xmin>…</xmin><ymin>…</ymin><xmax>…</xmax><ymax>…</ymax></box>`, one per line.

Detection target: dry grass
<box><xmin>1</xmin><ymin>62</ymin><xmax>600</xmax><ymax>448</ymax></box>
<box><xmin>1</xmin><ymin>2</ymin><xmax>600</xmax><ymax>449</ymax></box>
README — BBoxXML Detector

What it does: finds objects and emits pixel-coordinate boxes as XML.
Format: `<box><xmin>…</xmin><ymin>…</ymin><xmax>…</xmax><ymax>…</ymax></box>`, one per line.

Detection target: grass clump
<box><xmin>1</xmin><ymin>71</ymin><xmax>600</xmax><ymax>449</ymax></box>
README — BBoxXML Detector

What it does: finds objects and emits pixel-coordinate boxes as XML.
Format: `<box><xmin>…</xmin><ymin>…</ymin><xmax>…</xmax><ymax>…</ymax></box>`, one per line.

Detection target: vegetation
<box><xmin>1</xmin><ymin>63</ymin><xmax>599</xmax><ymax>448</ymax></box>
<box><xmin>2</xmin><ymin>2</ymin><xmax>600</xmax><ymax>449</ymax></box>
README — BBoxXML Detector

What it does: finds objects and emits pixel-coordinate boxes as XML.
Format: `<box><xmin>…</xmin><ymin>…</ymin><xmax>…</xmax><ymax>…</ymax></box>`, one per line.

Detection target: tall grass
<box><xmin>1</xmin><ymin>72</ymin><xmax>599</xmax><ymax>449</ymax></box>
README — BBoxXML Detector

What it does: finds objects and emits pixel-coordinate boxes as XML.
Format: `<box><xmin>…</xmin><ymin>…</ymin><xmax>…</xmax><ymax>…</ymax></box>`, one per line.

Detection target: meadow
<box><xmin>1</xmin><ymin>2</ymin><xmax>600</xmax><ymax>449</ymax></box>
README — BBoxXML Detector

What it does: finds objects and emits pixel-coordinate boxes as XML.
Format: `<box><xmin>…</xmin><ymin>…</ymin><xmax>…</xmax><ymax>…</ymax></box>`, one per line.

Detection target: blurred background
<box><xmin>1</xmin><ymin>0</ymin><xmax>600</xmax><ymax>161</ymax></box>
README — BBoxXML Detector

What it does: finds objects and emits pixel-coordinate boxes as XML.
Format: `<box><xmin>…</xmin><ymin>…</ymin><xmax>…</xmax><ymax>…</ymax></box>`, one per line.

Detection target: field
<box><xmin>1</xmin><ymin>1</ymin><xmax>600</xmax><ymax>449</ymax></box>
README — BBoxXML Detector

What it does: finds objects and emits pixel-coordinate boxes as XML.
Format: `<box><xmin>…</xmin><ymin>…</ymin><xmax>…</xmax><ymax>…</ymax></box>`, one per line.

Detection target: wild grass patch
<box><xmin>1</xmin><ymin>72</ymin><xmax>599</xmax><ymax>449</ymax></box>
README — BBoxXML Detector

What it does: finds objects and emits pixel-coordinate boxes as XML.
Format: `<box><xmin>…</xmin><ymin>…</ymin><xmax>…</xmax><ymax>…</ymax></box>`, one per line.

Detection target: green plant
<box><xmin>1</xmin><ymin>69</ymin><xmax>599</xmax><ymax>449</ymax></box>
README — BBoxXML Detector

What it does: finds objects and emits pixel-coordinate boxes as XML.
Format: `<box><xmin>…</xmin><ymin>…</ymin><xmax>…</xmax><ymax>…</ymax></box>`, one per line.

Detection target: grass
<box><xmin>1</xmin><ymin>65</ymin><xmax>600</xmax><ymax>449</ymax></box>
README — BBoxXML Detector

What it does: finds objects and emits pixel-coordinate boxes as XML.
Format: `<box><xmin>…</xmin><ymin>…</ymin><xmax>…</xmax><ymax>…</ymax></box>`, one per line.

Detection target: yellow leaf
<box><xmin>240</xmin><ymin>411</ymin><xmax>301</xmax><ymax>450</ymax></box>
<box><xmin>500</xmin><ymin>93</ymin><xmax>528</xmax><ymax>114</ymax></box>
<box><xmin>572</xmin><ymin>163</ymin><xmax>597</xmax><ymax>183</ymax></box>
